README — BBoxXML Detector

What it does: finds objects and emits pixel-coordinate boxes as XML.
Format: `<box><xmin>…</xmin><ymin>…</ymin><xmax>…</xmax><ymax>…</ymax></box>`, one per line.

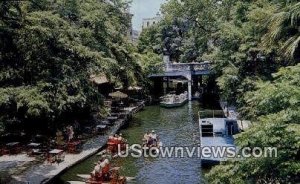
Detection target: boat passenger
<box><xmin>118</xmin><ymin>133</ymin><xmax>127</xmax><ymax>143</ymax></box>
<box><xmin>99</xmin><ymin>160</ymin><xmax>106</xmax><ymax>170</ymax></box>
<box><xmin>91</xmin><ymin>162</ymin><xmax>102</xmax><ymax>178</ymax></box>
<box><xmin>102</xmin><ymin>159</ymin><xmax>110</xmax><ymax>175</ymax></box>
<box><xmin>150</xmin><ymin>130</ymin><xmax>157</xmax><ymax>141</ymax></box>
<box><xmin>99</xmin><ymin>159</ymin><xmax>107</xmax><ymax>179</ymax></box>
<box><xmin>118</xmin><ymin>133</ymin><xmax>123</xmax><ymax>142</ymax></box>
<box><xmin>108</xmin><ymin>135</ymin><xmax>114</xmax><ymax>140</ymax></box>
<box><xmin>149</xmin><ymin>130</ymin><xmax>158</xmax><ymax>146</ymax></box>
<box><xmin>143</xmin><ymin>131</ymin><xmax>150</xmax><ymax>146</ymax></box>
<box><xmin>113</xmin><ymin>134</ymin><xmax>120</xmax><ymax>144</ymax></box>
<box><xmin>143</xmin><ymin>131</ymin><xmax>150</xmax><ymax>141</ymax></box>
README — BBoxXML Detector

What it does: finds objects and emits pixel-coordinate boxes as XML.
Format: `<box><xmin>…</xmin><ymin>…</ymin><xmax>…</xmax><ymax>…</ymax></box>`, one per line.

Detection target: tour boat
<box><xmin>106</xmin><ymin>135</ymin><xmax>127</xmax><ymax>154</ymax></box>
<box><xmin>142</xmin><ymin>133</ymin><xmax>162</xmax><ymax>153</ymax></box>
<box><xmin>142</xmin><ymin>141</ymin><xmax>162</xmax><ymax>154</ymax></box>
<box><xmin>71</xmin><ymin>167</ymin><xmax>129</xmax><ymax>184</ymax></box>
<box><xmin>160</xmin><ymin>92</ymin><xmax>188</xmax><ymax>108</ymax></box>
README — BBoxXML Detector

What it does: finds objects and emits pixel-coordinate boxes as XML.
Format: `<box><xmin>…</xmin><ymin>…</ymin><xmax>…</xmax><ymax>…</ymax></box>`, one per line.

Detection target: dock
<box><xmin>199</xmin><ymin>117</ymin><xmax>238</xmax><ymax>165</ymax></box>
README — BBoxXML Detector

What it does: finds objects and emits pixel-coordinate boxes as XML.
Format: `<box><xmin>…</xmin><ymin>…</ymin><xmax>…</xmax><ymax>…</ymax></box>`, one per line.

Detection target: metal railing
<box><xmin>165</xmin><ymin>62</ymin><xmax>212</xmax><ymax>72</ymax></box>
<box><xmin>198</xmin><ymin>110</ymin><xmax>225</xmax><ymax>119</ymax></box>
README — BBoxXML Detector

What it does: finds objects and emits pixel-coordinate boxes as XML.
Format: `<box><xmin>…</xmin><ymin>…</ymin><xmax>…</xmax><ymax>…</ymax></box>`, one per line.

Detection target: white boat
<box><xmin>160</xmin><ymin>92</ymin><xmax>188</xmax><ymax>108</ymax></box>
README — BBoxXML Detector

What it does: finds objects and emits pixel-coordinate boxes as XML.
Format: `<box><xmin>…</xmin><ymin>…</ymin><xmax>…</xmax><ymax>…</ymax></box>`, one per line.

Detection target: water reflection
<box><xmin>57</xmin><ymin>101</ymin><xmax>207</xmax><ymax>184</ymax></box>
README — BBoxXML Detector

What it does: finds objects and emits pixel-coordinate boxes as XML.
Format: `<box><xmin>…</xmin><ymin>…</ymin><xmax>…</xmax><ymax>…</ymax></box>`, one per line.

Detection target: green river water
<box><xmin>55</xmin><ymin>101</ymin><xmax>209</xmax><ymax>184</ymax></box>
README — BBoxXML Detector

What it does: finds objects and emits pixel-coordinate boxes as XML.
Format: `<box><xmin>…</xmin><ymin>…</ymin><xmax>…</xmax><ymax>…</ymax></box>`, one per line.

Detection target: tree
<box><xmin>263</xmin><ymin>1</ymin><xmax>300</xmax><ymax>62</ymax></box>
<box><xmin>0</xmin><ymin>0</ymin><xmax>144</xmax><ymax>133</ymax></box>
<box><xmin>207</xmin><ymin>64</ymin><xmax>300</xmax><ymax>183</ymax></box>
<box><xmin>152</xmin><ymin>0</ymin><xmax>300</xmax><ymax>182</ymax></box>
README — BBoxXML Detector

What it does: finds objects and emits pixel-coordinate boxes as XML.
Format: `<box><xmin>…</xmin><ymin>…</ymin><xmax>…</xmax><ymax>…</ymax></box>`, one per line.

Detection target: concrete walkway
<box><xmin>219</xmin><ymin>101</ymin><xmax>252</xmax><ymax>131</ymax></box>
<box><xmin>4</xmin><ymin>102</ymin><xmax>145</xmax><ymax>184</ymax></box>
<box><xmin>10</xmin><ymin>119</ymin><xmax>125</xmax><ymax>184</ymax></box>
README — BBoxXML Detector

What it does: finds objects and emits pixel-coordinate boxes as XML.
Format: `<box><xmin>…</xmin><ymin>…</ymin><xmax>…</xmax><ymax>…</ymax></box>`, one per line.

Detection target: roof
<box><xmin>90</xmin><ymin>74</ymin><xmax>109</xmax><ymax>85</ymax></box>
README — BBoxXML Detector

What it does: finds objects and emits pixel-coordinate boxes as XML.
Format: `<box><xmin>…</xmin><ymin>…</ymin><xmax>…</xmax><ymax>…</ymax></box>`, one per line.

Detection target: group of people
<box><xmin>91</xmin><ymin>157</ymin><xmax>111</xmax><ymax>180</ymax></box>
<box><xmin>143</xmin><ymin>130</ymin><xmax>158</xmax><ymax>147</ymax></box>
<box><xmin>55</xmin><ymin>125</ymin><xmax>75</xmax><ymax>146</ymax></box>
<box><xmin>108</xmin><ymin>133</ymin><xmax>127</xmax><ymax>144</ymax></box>
<box><xmin>107</xmin><ymin>133</ymin><xmax>127</xmax><ymax>153</ymax></box>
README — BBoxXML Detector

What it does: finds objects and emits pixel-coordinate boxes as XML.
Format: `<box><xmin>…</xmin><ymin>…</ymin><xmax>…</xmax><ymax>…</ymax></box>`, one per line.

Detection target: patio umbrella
<box><xmin>90</xmin><ymin>74</ymin><xmax>109</xmax><ymax>85</ymax></box>
<box><xmin>109</xmin><ymin>91</ymin><xmax>128</xmax><ymax>99</ymax></box>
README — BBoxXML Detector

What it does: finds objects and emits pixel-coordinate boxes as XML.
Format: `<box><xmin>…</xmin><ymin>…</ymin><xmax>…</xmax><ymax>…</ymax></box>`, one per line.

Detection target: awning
<box><xmin>90</xmin><ymin>74</ymin><xmax>109</xmax><ymax>85</ymax></box>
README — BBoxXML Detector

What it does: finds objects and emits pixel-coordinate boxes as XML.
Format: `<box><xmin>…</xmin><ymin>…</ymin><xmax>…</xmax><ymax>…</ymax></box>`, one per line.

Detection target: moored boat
<box><xmin>160</xmin><ymin>92</ymin><xmax>188</xmax><ymax>108</ymax></box>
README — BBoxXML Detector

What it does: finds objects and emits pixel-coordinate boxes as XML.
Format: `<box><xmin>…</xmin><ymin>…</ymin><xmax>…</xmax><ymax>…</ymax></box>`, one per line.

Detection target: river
<box><xmin>55</xmin><ymin>101</ymin><xmax>209</xmax><ymax>184</ymax></box>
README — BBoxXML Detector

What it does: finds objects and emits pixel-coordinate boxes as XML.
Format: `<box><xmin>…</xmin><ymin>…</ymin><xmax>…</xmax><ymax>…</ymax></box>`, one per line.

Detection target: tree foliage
<box><xmin>143</xmin><ymin>0</ymin><xmax>300</xmax><ymax>183</ymax></box>
<box><xmin>208</xmin><ymin>64</ymin><xmax>300</xmax><ymax>183</ymax></box>
<box><xmin>0</xmin><ymin>0</ymin><xmax>144</xmax><ymax>132</ymax></box>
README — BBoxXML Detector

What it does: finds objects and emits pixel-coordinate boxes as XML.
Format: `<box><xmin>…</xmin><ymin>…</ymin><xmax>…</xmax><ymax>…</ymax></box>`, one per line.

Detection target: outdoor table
<box><xmin>29</xmin><ymin>149</ymin><xmax>42</xmax><ymax>156</ymax></box>
<box><xmin>96</xmin><ymin>125</ymin><xmax>107</xmax><ymax>129</ymax></box>
<box><xmin>27</xmin><ymin>143</ymin><xmax>42</xmax><ymax>156</ymax></box>
<box><xmin>28</xmin><ymin>143</ymin><xmax>41</xmax><ymax>147</ymax></box>
<box><xmin>6</xmin><ymin>142</ymin><xmax>21</xmax><ymax>154</ymax></box>
<box><xmin>48</xmin><ymin>149</ymin><xmax>65</xmax><ymax>163</ymax></box>
<box><xmin>6</xmin><ymin>142</ymin><xmax>19</xmax><ymax>147</ymax></box>
<box><xmin>101</xmin><ymin>120</ymin><xmax>110</xmax><ymax>124</ymax></box>
<box><xmin>107</xmin><ymin>116</ymin><xmax>118</xmax><ymax>121</ymax></box>
<box><xmin>101</xmin><ymin>120</ymin><xmax>112</xmax><ymax>126</ymax></box>
<box><xmin>110</xmin><ymin>113</ymin><xmax>119</xmax><ymax>117</ymax></box>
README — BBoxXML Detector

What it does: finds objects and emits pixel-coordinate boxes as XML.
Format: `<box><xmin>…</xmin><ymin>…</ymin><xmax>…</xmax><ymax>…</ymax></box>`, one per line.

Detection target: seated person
<box><xmin>143</xmin><ymin>131</ymin><xmax>150</xmax><ymax>141</ymax></box>
<box><xmin>150</xmin><ymin>130</ymin><xmax>157</xmax><ymax>140</ymax></box>
<box><xmin>92</xmin><ymin>162</ymin><xmax>102</xmax><ymax>179</ymax></box>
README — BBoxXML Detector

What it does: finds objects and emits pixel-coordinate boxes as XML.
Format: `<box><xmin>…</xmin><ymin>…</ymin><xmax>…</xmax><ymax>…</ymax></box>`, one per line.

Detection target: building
<box><xmin>142</xmin><ymin>13</ymin><xmax>162</xmax><ymax>29</ymax></box>
<box><xmin>130</xmin><ymin>29</ymin><xmax>140</xmax><ymax>43</ymax></box>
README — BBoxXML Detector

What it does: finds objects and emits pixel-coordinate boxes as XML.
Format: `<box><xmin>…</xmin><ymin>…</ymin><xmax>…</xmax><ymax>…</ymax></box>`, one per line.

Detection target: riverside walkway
<box><xmin>5</xmin><ymin>103</ymin><xmax>145</xmax><ymax>184</ymax></box>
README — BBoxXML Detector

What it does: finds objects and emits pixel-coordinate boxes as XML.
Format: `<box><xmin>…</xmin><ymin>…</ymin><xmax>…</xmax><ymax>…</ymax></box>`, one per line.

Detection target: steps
<box><xmin>201</xmin><ymin>124</ymin><xmax>213</xmax><ymax>137</ymax></box>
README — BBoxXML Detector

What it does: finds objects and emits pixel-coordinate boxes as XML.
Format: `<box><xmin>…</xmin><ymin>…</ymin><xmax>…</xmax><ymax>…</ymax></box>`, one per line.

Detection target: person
<box><xmin>149</xmin><ymin>130</ymin><xmax>158</xmax><ymax>146</ymax></box>
<box><xmin>56</xmin><ymin>130</ymin><xmax>64</xmax><ymax>146</ymax></box>
<box><xmin>143</xmin><ymin>131</ymin><xmax>150</xmax><ymax>146</ymax></box>
<box><xmin>150</xmin><ymin>130</ymin><xmax>157</xmax><ymax>141</ymax></box>
<box><xmin>113</xmin><ymin>134</ymin><xmax>120</xmax><ymax>144</ymax></box>
<box><xmin>67</xmin><ymin>125</ymin><xmax>74</xmax><ymax>142</ymax></box>
<box><xmin>118</xmin><ymin>133</ymin><xmax>126</xmax><ymax>143</ymax></box>
<box><xmin>73</xmin><ymin>120</ymin><xmax>80</xmax><ymax>135</ymax></box>
<box><xmin>91</xmin><ymin>162</ymin><xmax>101</xmax><ymax>179</ymax></box>
<box><xmin>102</xmin><ymin>158</ymin><xmax>110</xmax><ymax>175</ymax></box>
<box><xmin>108</xmin><ymin>134</ymin><xmax>114</xmax><ymax>141</ymax></box>
<box><xmin>99</xmin><ymin>159</ymin><xmax>106</xmax><ymax>178</ymax></box>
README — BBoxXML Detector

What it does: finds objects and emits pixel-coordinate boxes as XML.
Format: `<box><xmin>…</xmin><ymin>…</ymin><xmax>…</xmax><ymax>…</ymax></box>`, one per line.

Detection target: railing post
<box><xmin>188</xmin><ymin>80</ymin><xmax>192</xmax><ymax>101</ymax></box>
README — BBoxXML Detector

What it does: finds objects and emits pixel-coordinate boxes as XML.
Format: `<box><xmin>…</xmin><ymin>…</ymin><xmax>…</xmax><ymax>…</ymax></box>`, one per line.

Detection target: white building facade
<box><xmin>142</xmin><ymin>14</ymin><xmax>162</xmax><ymax>29</ymax></box>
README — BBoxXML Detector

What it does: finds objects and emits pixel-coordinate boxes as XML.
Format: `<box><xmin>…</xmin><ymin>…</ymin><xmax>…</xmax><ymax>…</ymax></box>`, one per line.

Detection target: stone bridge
<box><xmin>149</xmin><ymin>55</ymin><xmax>213</xmax><ymax>100</ymax></box>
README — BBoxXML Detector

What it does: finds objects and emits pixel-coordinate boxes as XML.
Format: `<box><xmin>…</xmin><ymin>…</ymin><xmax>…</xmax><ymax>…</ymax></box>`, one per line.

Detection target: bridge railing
<box><xmin>165</xmin><ymin>62</ymin><xmax>212</xmax><ymax>72</ymax></box>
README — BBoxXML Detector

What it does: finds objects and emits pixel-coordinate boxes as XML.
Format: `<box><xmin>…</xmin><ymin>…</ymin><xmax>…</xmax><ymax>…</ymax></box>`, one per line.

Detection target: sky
<box><xmin>130</xmin><ymin>0</ymin><xmax>167</xmax><ymax>31</ymax></box>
